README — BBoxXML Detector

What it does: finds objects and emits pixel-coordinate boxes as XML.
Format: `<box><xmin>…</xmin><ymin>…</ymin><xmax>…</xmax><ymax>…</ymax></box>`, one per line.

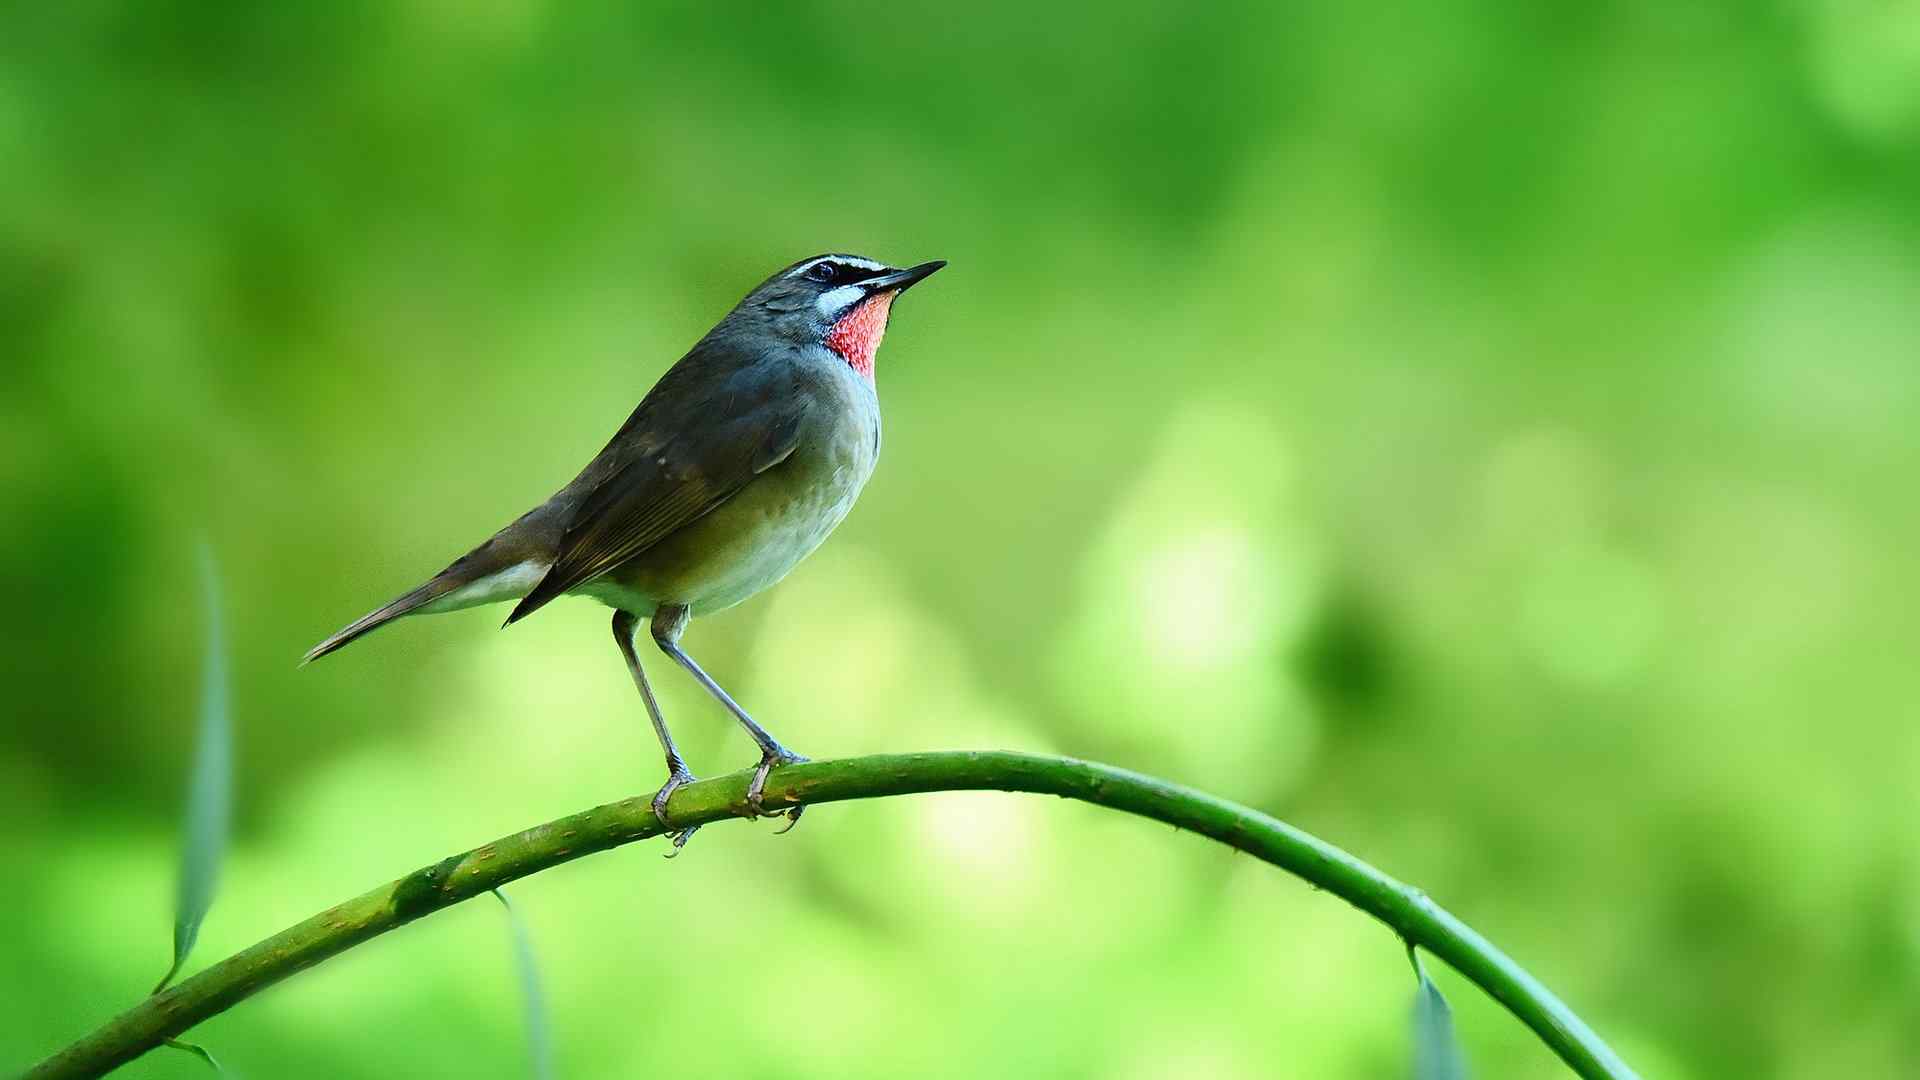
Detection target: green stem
<box><xmin>23</xmin><ymin>751</ymin><xmax>1639</xmax><ymax>1080</ymax></box>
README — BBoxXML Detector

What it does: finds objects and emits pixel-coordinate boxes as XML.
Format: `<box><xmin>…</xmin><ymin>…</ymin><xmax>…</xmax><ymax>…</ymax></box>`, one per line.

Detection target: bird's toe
<box><xmin>651</xmin><ymin>765</ymin><xmax>700</xmax><ymax>855</ymax></box>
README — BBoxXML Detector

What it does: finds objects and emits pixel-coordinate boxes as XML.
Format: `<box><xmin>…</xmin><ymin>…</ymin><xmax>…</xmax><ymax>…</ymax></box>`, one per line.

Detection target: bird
<box><xmin>304</xmin><ymin>253</ymin><xmax>945</xmax><ymax>849</ymax></box>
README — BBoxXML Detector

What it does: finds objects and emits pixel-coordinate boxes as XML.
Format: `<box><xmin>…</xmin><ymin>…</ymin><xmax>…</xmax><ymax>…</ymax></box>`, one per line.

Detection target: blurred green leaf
<box><xmin>154</xmin><ymin>545</ymin><xmax>232</xmax><ymax>995</ymax></box>
<box><xmin>164</xmin><ymin>1038</ymin><xmax>228</xmax><ymax>1073</ymax></box>
<box><xmin>1410</xmin><ymin>946</ymin><xmax>1469</xmax><ymax>1080</ymax></box>
<box><xmin>493</xmin><ymin>888</ymin><xmax>553</xmax><ymax>1080</ymax></box>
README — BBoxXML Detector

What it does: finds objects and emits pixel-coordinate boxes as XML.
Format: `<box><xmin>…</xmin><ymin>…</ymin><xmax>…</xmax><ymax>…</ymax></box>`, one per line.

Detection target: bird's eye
<box><xmin>807</xmin><ymin>261</ymin><xmax>839</xmax><ymax>283</ymax></box>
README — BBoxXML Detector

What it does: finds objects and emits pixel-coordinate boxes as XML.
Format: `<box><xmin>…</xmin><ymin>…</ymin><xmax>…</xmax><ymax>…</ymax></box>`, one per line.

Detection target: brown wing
<box><xmin>504</xmin><ymin>346</ymin><xmax>808</xmax><ymax>624</ymax></box>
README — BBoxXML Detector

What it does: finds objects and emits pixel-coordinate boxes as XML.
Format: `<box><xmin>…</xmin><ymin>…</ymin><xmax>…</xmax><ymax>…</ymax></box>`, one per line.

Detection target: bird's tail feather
<box><xmin>300</xmin><ymin>576</ymin><xmax>462</xmax><ymax>665</ymax></box>
<box><xmin>301</xmin><ymin>528</ymin><xmax>552</xmax><ymax>664</ymax></box>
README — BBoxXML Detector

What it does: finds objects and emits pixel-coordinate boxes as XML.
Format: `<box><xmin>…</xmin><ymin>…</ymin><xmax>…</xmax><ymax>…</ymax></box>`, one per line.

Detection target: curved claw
<box><xmin>771</xmin><ymin>805</ymin><xmax>805</xmax><ymax>834</ymax></box>
<box><xmin>662</xmin><ymin>825</ymin><xmax>699</xmax><ymax>857</ymax></box>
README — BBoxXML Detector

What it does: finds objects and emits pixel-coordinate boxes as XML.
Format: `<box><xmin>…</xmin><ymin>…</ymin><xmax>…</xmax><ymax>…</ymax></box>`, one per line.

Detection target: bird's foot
<box><xmin>651</xmin><ymin>764</ymin><xmax>699</xmax><ymax>856</ymax></box>
<box><xmin>746</xmin><ymin>747</ymin><xmax>808</xmax><ymax>831</ymax></box>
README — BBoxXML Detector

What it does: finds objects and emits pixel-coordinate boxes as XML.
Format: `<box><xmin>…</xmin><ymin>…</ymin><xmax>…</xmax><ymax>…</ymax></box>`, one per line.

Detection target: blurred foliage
<box><xmin>4</xmin><ymin>2</ymin><xmax>1919</xmax><ymax>1077</ymax></box>
<box><xmin>154</xmin><ymin>545</ymin><xmax>230</xmax><ymax>997</ymax></box>
<box><xmin>1412</xmin><ymin>950</ymin><xmax>1471</xmax><ymax>1080</ymax></box>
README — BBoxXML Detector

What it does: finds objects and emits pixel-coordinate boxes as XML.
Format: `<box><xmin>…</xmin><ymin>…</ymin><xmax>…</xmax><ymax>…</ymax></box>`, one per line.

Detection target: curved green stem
<box><xmin>23</xmin><ymin>751</ymin><xmax>1639</xmax><ymax>1080</ymax></box>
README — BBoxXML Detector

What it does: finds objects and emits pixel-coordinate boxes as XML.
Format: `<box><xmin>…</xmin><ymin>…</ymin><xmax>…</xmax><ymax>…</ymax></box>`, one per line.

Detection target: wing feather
<box><xmin>504</xmin><ymin>346</ymin><xmax>809</xmax><ymax>623</ymax></box>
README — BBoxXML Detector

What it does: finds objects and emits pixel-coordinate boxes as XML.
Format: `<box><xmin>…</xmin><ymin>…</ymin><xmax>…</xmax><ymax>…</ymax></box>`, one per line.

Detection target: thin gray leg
<box><xmin>651</xmin><ymin>604</ymin><xmax>806</xmax><ymax>827</ymax></box>
<box><xmin>612</xmin><ymin>610</ymin><xmax>697</xmax><ymax>852</ymax></box>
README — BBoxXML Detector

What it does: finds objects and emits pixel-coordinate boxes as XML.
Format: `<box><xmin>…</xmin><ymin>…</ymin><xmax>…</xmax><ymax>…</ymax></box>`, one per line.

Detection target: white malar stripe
<box><xmin>815</xmin><ymin>283</ymin><xmax>865</xmax><ymax>318</ymax></box>
<box><xmin>421</xmin><ymin>559</ymin><xmax>551</xmax><ymax>613</ymax></box>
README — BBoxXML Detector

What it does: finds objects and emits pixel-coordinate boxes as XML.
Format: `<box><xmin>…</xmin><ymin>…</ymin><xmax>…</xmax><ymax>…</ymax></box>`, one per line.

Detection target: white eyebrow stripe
<box><xmin>786</xmin><ymin>255</ymin><xmax>889</xmax><ymax>279</ymax></box>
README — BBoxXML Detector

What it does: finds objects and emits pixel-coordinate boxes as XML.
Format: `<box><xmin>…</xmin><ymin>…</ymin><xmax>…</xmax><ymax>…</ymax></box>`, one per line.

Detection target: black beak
<box><xmin>864</xmin><ymin>260</ymin><xmax>946</xmax><ymax>294</ymax></box>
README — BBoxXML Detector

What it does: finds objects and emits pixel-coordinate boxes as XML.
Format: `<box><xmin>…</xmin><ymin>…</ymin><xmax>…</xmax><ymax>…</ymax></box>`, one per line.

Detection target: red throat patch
<box><xmin>824</xmin><ymin>290</ymin><xmax>896</xmax><ymax>381</ymax></box>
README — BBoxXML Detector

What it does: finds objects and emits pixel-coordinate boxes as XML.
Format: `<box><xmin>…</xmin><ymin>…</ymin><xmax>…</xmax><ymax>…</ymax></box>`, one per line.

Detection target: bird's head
<box><xmin>730</xmin><ymin>253</ymin><xmax>946</xmax><ymax>380</ymax></box>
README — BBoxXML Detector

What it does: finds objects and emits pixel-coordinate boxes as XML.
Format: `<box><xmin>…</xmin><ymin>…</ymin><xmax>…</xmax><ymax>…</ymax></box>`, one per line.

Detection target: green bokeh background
<box><xmin>6</xmin><ymin>3</ymin><xmax>1919</xmax><ymax>1077</ymax></box>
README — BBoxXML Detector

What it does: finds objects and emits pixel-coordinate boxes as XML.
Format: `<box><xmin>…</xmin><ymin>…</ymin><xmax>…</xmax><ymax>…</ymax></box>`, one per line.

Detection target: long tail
<box><xmin>301</xmin><ymin>578</ymin><xmax>455</xmax><ymax>665</ymax></box>
<box><xmin>302</xmin><ymin>537</ymin><xmax>551</xmax><ymax>665</ymax></box>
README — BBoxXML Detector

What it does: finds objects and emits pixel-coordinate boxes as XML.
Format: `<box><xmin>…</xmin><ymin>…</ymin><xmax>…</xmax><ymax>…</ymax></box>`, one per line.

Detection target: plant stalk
<box><xmin>22</xmin><ymin>751</ymin><xmax>1638</xmax><ymax>1080</ymax></box>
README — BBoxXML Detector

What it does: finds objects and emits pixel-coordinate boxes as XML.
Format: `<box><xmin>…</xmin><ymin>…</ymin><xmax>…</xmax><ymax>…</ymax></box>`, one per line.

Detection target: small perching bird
<box><xmin>305</xmin><ymin>253</ymin><xmax>946</xmax><ymax>848</ymax></box>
